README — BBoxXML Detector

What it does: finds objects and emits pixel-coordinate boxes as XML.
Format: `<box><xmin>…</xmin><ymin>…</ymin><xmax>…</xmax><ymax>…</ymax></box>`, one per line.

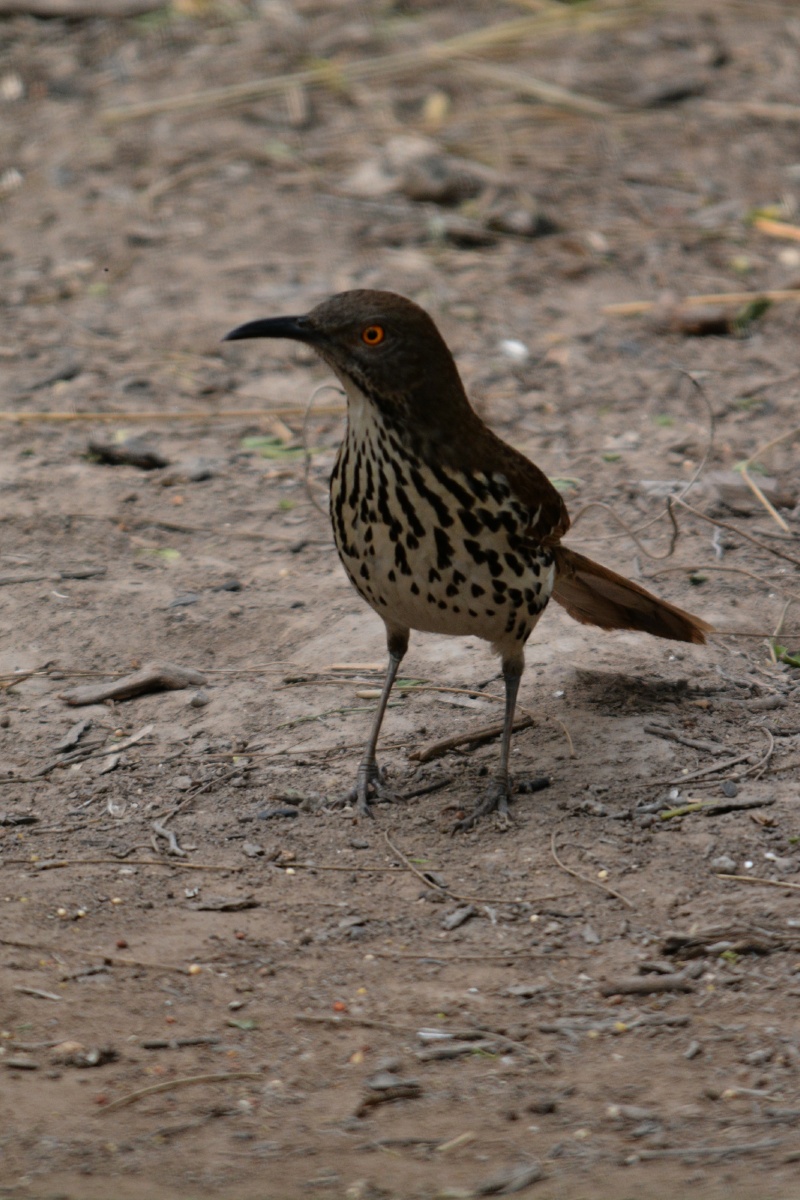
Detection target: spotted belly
<box><xmin>330</xmin><ymin>424</ymin><xmax>555</xmax><ymax>650</ymax></box>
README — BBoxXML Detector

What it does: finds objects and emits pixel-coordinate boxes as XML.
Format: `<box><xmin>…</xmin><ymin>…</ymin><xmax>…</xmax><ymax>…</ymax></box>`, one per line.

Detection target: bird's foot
<box><xmin>453</xmin><ymin>775</ymin><xmax>512</xmax><ymax>834</ymax></box>
<box><xmin>337</xmin><ymin>760</ymin><xmax>401</xmax><ymax>817</ymax></box>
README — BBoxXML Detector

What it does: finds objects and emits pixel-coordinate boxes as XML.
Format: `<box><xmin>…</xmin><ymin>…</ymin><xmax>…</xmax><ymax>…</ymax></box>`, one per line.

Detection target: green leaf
<box><xmin>653</xmin><ymin>414</ymin><xmax>674</xmax><ymax>428</ymax></box>
<box><xmin>745</xmin><ymin>205</ymin><xmax>785</xmax><ymax>223</ymax></box>
<box><xmin>241</xmin><ymin>435</ymin><xmax>306</xmax><ymax>461</ymax></box>
<box><xmin>733</xmin><ymin>459</ymin><xmax>768</xmax><ymax>475</ymax></box>
<box><xmin>137</xmin><ymin>547</ymin><xmax>181</xmax><ymax>562</ymax></box>
<box><xmin>601</xmin><ymin>452</ymin><xmax>621</xmax><ymax>463</ymax></box>
<box><xmin>773</xmin><ymin>643</ymin><xmax>800</xmax><ymax>668</ymax></box>
<box><xmin>732</xmin><ymin>297</ymin><xmax>771</xmax><ymax>336</ymax></box>
<box><xmin>549</xmin><ymin>476</ymin><xmax>583</xmax><ymax>492</ymax></box>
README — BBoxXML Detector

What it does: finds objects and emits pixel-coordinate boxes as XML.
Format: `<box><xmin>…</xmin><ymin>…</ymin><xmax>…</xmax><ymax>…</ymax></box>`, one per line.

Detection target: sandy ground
<box><xmin>2</xmin><ymin>2</ymin><xmax>800</xmax><ymax>1197</ymax></box>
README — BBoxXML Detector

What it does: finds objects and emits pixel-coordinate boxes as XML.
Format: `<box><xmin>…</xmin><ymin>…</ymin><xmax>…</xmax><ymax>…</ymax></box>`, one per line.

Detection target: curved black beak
<box><xmin>223</xmin><ymin>315</ymin><xmax>317</xmax><ymax>343</ymax></box>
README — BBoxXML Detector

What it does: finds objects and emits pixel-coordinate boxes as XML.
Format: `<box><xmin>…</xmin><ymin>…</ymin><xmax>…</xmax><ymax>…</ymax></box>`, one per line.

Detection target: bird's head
<box><xmin>224</xmin><ymin>289</ymin><xmax>471</xmax><ymax>431</ymax></box>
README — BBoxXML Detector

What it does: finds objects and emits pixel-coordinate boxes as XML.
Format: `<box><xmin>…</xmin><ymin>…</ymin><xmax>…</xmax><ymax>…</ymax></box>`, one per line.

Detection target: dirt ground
<box><xmin>2</xmin><ymin>2</ymin><xmax>800</xmax><ymax>1197</ymax></box>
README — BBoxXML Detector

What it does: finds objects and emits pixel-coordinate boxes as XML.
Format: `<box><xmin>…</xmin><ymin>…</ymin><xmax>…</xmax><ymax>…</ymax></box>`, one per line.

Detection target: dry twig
<box><xmin>98</xmin><ymin>1072</ymin><xmax>261</xmax><ymax>1114</ymax></box>
<box><xmin>60</xmin><ymin>662</ymin><xmax>206</xmax><ymax>707</ymax></box>
<box><xmin>603</xmin><ymin>289</ymin><xmax>800</xmax><ymax>316</ymax></box>
<box><xmin>410</xmin><ymin>715</ymin><xmax>534</xmax><ymax>763</ymax></box>
<box><xmin>717</xmin><ymin>874</ymin><xmax>800</xmax><ymax>893</ymax></box>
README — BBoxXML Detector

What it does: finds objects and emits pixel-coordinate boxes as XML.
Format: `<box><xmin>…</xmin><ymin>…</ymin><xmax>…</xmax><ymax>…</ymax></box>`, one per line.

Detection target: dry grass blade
<box><xmin>739</xmin><ymin>424</ymin><xmax>800</xmax><ymax>534</ymax></box>
<box><xmin>2</xmin><ymin>857</ymin><xmax>242</xmax><ymax>872</ymax></box>
<box><xmin>753</xmin><ymin>216</ymin><xmax>800</xmax><ymax>243</ymax></box>
<box><xmin>603</xmin><ymin>289</ymin><xmax>800</xmax><ymax>316</ymax></box>
<box><xmin>101</xmin><ymin>7</ymin><xmax>642</xmax><ymax>124</ymax></box>
<box><xmin>717</xmin><ymin>874</ymin><xmax>800</xmax><ymax>893</ymax></box>
<box><xmin>98</xmin><ymin>1072</ymin><xmax>262</xmax><ymax>1114</ymax></box>
<box><xmin>461</xmin><ymin>60</ymin><xmax>617</xmax><ymax>116</ymax></box>
<box><xmin>0</xmin><ymin>407</ymin><xmax>345</xmax><ymax>425</ymax></box>
<box><xmin>738</xmin><ymin>467</ymin><xmax>790</xmax><ymax>533</ymax></box>
<box><xmin>701</xmin><ymin>99</ymin><xmax>800</xmax><ymax>123</ymax></box>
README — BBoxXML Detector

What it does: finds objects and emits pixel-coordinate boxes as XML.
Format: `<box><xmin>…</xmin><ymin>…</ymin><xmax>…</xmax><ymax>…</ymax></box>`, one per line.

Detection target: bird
<box><xmin>225</xmin><ymin>290</ymin><xmax>712</xmax><ymax>829</ymax></box>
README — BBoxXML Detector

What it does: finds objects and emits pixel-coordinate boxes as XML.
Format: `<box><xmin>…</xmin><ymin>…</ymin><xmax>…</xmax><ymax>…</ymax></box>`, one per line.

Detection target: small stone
<box><xmin>168</xmin><ymin>593</ymin><xmax>199</xmax><ymax>608</ymax></box>
<box><xmin>189</xmin><ymin>690</ymin><xmax>210</xmax><ymax>708</ymax></box>
<box><xmin>243</xmin><ymin>842</ymin><xmax>264</xmax><ymax>858</ymax></box>
<box><xmin>5</xmin><ymin>1057</ymin><xmax>39</xmax><ymax>1071</ymax></box>
<box><xmin>174</xmin><ymin>775</ymin><xmax>193</xmax><ymax>792</ymax></box>
<box><xmin>710</xmin><ymin>855</ymin><xmax>736</xmax><ymax>873</ymax></box>
<box><xmin>442</xmin><ymin>904</ymin><xmax>476</xmax><ymax>931</ymax></box>
<box><xmin>721</xmin><ymin>781</ymin><xmax>738</xmax><ymax>798</ymax></box>
<box><xmin>400</xmin><ymin>154</ymin><xmax>484</xmax><ymax>205</ymax></box>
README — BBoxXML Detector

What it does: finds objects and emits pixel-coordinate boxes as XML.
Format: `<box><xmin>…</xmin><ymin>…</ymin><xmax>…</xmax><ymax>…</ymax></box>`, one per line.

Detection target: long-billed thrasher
<box><xmin>225</xmin><ymin>290</ymin><xmax>711</xmax><ymax>829</ymax></box>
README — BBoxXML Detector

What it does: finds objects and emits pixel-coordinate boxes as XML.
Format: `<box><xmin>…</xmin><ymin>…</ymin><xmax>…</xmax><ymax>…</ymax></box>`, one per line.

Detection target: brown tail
<box><xmin>551</xmin><ymin>546</ymin><xmax>712</xmax><ymax>644</ymax></box>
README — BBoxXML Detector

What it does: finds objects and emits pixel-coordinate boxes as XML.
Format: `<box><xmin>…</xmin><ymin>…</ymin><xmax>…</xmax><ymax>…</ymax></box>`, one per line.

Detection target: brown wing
<box><xmin>465</xmin><ymin>424</ymin><xmax>571</xmax><ymax>542</ymax></box>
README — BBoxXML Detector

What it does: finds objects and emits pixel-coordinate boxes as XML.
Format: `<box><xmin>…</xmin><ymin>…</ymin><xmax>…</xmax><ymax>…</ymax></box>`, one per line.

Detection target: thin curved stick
<box><xmin>302</xmin><ymin>383</ymin><xmax>345</xmax><ymax>516</ymax></box>
<box><xmin>568</xmin><ymin>500</ymin><xmax>680</xmax><ymax>561</ymax></box>
<box><xmin>673</xmin><ymin>498</ymin><xmax>800</xmax><ymax>570</ymax></box>
<box><xmin>550</xmin><ymin>829</ymin><xmax>632</xmax><ymax>908</ymax></box>
<box><xmin>570</xmin><ymin>369</ymin><xmax>714</xmax><ymax>550</ymax></box>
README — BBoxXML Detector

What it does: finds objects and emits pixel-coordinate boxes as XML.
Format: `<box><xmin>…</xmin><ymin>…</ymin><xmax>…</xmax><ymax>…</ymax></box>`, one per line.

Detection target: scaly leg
<box><xmin>342</xmin><ymin>626</ymin><xmax>409</xmax><ymax>816</ymax></box>
<box><xmin>455</xmin><ymin>653</ymin><xmax>523</xmax><ymax>832</ymax></box>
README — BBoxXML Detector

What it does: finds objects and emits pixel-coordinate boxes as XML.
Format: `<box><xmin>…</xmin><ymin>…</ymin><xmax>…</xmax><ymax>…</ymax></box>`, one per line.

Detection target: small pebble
<box><xmin>442</xmin><ymin>904</ymin><xmax>476</xmax><ymax>931</ymax></box>
<box><xmin>721</xmin><ymin>781</ymin><xmax>738</xmax><ymax>798</ymax></box>
<box><xmin>174</xmin><ymin>775</ymin><xmax>193</xmax><ymax>791</ymax></box>
<box><xmin>498</xmin><ymin>338</ymin><xmax>530</xmax><ymax>363</ymax></box>
<box><xmin>710</xmin><ymin>855</ymin><xmax>736</xmax><ymax>873</ymax></box>
<box><xmin>168</xmin><ymin>593</ymin><xmax>199</xmax><ymax>608</ymax></box>
<box><xmin>189</xmin><ymin>690</ymin><xmax>210</xmax><ymax>708</ymax></box>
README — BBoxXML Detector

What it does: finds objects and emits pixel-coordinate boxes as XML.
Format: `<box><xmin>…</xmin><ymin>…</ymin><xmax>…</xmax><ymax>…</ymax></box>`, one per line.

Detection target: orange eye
<box><xmin>361</xmin><ymin>324</ymin><xmax>385</xmax><ymax>346</ymax></box>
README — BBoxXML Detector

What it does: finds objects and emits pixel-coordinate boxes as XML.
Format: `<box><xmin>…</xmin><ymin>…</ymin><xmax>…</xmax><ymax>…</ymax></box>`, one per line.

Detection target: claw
<box><xmin>339</xmin><ymin>761</ymin><xmax>401</xmax><ymax>816</ymax></box>
<box><xmin>453</xmin><ymin>776</ymin><xmax>512</xmax><ymax>834</ymax></box>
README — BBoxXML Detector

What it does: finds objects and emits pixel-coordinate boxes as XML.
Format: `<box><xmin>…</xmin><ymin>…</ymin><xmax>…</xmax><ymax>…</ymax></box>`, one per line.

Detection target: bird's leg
<box><xmin>455</xmin><ymin>653</ymin><xmax>523</xmax><ymax>832</ymax></box>
<box><xmin>342</xmin><ymin>626</ymin><xmax>409</xmax><ymax>816</ymax></box>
